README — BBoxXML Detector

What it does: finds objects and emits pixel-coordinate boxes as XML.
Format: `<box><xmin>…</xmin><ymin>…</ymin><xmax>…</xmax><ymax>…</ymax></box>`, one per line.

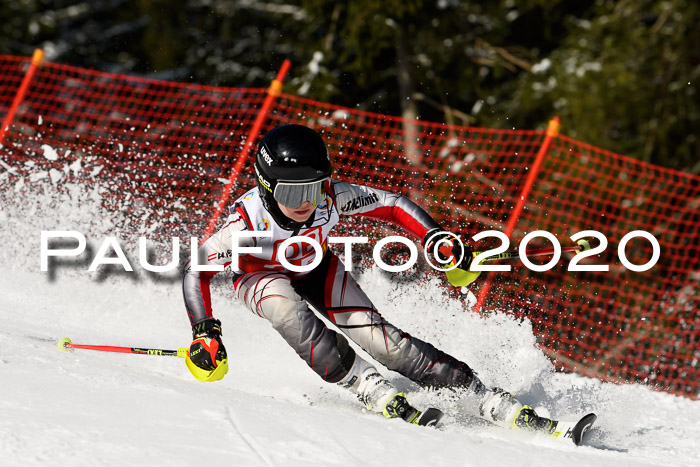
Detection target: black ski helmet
<box><xmin>254</xmin><ymin>124</ymin><xmax>332</xmax><ymax>230</ymax></box>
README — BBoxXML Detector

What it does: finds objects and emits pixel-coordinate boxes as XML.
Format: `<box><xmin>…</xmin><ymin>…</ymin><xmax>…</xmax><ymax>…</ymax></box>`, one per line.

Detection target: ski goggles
<box><xmin>273</xmin><ymin>178</ymin><xmax>330</xmax><ymax>209</ymax></box>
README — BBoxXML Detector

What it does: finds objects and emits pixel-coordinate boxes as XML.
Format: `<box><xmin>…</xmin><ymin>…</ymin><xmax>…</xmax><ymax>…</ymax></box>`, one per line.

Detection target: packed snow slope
<box><xmin>1</xmin><ymin>177</ymin><xmax>699</xmax><ymax>467</ymax></box>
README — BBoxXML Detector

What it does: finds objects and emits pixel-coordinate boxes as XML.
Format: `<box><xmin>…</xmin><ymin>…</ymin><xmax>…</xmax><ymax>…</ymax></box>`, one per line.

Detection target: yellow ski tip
<box><xmin>57</xmin><ymin>337</ymin><xmax>73</xmax><ymax>352</ymax></box>
<box><xmin>185</xmin><ymin>356</ymin><xmax>229</xmax><ymax>382</ymax></box>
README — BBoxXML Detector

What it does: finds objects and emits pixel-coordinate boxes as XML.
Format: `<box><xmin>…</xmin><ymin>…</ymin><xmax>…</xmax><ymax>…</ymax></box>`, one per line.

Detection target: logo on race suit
<box><xmin>260</xmin><ymin>146</ymin><xmax>274</xmax><ymax>166</ymax></box>
<box><xmin>272</xmin><ymin>226</ymin><xmax>324</xmax><ymax>268</ymax></box>
<box><xmin>341</xmin><ymin>192</ymin><xmax>379</xmax><ymax>212</ymax></box>
<box><xmin>257</xmin><ymin>218</ymin><xmax>270</xmax><ymax>231</ymax></box>
<box><xmin>242</xmin><ymin>191</ymin><xmax>255</xmax><ymax>201</ymax></box>
<box><xmin>208</xmin><ymin>250</ymin><xmax>232</xmax><ymax>261</ymax></box>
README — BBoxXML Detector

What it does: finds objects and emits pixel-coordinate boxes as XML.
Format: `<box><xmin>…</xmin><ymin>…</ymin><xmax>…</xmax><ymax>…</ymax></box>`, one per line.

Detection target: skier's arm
<box><xmin>332</xmin><ymin>181</ymin><xmax>479</xmax><ymax>287</ymax></box>
<box><xmin>183</xmin><ymin>204</ymin><xmax>256</xmax><ymax>379</ymax></box>
<box><xmin>331</xmin><ymin>181</ymin><xmax>440</xmax><ymax>241</ymax></box>
<box><xmin>182</xmin><ymin>205</ymin><xmax>252</xmax><ymax>326</ymax></box>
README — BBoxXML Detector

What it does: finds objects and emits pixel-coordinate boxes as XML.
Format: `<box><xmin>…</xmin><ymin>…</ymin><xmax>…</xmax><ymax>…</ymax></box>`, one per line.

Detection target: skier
<box><xmin>183</xmin><ymin>123</ymin><xmax>544</xmax><ymax>429</ymax></box>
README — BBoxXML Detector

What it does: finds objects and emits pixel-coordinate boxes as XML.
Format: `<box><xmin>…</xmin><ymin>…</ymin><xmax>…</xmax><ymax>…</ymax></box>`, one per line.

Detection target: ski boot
<box><xmin>514</xmin><ymin>405</ymin><xmax>598</xmax><ymax>445</ymax></box>
<box><xmin>337</xmin><ymin>356</ymin><xmax>401</xmax><ymax>413</ymax></box>
<box><xmin>356</xmin><ymin>372</ymin><xmax>444</xmax><ymax>426</ymax></box>
<box><xmin>338</xmin><ymin>357</ymin><xmax>443</xmax><ymax>426</ymax></box>
<box><xmin>384</xmin><ymin>392</ymin><xmax>444</xmax><ymax>426</ymax></box>
<box><xmin>384</xmin><ymin>392</ymin><xmax>420</xmax><ymax>423</ymax></box>
<box><xmin>513</xmin><ymin>405</ymin><xmax>557</xmax><ymax>434</ymax></box>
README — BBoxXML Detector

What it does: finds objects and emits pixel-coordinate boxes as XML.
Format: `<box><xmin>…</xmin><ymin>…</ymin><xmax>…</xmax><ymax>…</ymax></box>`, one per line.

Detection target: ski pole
<box><xmin>477</xmin><ymin>238</ymin><xmax>591</xmax><ymax>263</ymax></box>
<box><xmin>57</xmin><ymin>337</ymin><xmax>188</xmax><ymax>358</ymax></box>
<box><xmin>58</xmin><ymin>337</ymin><xmax>227</xmax><ymax>382</ymax></box>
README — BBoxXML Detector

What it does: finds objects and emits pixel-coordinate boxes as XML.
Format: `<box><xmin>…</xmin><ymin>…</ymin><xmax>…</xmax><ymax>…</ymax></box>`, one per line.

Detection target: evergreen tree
<box><xmin>1</xmin><ymin>0</ymin><xmax>697</xmax><ymax>173</ymax></box>
<box><xmin>496</xmin><ymin>0</ymin><xmax>700</xmax><ymax>173</ymax></box>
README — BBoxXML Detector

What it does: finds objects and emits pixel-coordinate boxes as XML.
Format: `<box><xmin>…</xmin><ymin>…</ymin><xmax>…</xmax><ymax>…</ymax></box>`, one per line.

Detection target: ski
<box><xmin>549</xmin><ymin>413</ymin><xmax>597</xmax><ymax>446</ymax></box>
<box><xmin>516</xmin><ymin>407</ymin><xmax>596</xmax><ymax>446</ymax></box>
<box><xmin>401</xmin><ymin>404</ymin><xmax>444</xmax><ymax>427</ymax></box>
<box><xmin>416</xmin><ymin>407</ymin><xmax>445</xmax><ymax>427</ymax></box>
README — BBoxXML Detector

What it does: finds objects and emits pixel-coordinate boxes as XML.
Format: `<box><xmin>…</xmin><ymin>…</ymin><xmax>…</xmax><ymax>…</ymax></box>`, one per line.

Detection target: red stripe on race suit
<box><xmin>381</xmin><ymin>321</ymin><xmax>390</xmax><ymax>356</ymax></box>
<box><xmin>324</xmin><ymin>255</ymin><xmax>340</xmax><ymax>322</ymax></box>
<box><xmin>236</xmin><ymin>204</ymin><xmax>254</xmax><ymax>231</ymax></box>
<box><xmin>340</xmin><ymin>270</ymin><xmax>347</xmax><ymax>305</ymax></box>
<box><xmin>326</xmin><ymin>306</ymin><xmax>379</xmax><ymax>324</ymax></box>
<box><xmin>310</xmin><ymin>338</ymin><xmax>315</xmax><ymax>370</ymax></box>
<box><xmin>361</xmin><ymin>206</ymin><xmax>429</xmax><ymax>241</ymax></box>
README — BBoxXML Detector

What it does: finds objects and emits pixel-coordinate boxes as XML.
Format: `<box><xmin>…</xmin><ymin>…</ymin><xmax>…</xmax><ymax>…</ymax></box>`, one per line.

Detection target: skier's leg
<box><xmin>233</xmin><ymin>271</ymin><xmax>356</xmax><ymax>383</ymax></box>
<box><xmin>295</xmin><ymin>253</ymin><xmax>475</xmax><ymax>386</ymax></box>
<box><xmin>235</xmin><ymin>270</ymin><xmax>407</xmax><ymax>416</ymax></box>
<box><xmin>295</xmin><ymin>252</ymin><xmax>526</xmax><ymax>427</ymax></box>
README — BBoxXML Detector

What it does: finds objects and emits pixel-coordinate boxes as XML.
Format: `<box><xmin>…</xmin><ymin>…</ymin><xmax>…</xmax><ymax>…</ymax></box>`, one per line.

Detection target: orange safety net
<box><xmin>1</xmin><ymin>55</ymin><xmax>698</xmax><ymax>399</ymax></box>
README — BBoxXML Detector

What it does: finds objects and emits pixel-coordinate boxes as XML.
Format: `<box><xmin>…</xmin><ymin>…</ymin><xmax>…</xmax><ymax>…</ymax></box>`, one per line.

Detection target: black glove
<box><xmin>189</xmin><ymin>318</ymin><xmax>227</xmax><ymax>371</ymax></box>
<box><xmin>423</xmin><ymin>229</ymin><xmax>474</xmax><ymax>271</ymax></box>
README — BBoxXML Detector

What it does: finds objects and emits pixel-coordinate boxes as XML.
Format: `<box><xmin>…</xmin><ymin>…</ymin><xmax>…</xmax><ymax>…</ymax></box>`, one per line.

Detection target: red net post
<box><xmin>0</xmin><ymin>49</ymin><xmax>44</xmax><ymax>147</ymax></box>
<box><xmin>474</xmin><ymin>116</ymin><xmax>561</xmax><ymax>312</ymax></box>
<box><xmin>203</xmin><ymin>59</ymin><xmax>292</xmax><ymax>241</ymax></box>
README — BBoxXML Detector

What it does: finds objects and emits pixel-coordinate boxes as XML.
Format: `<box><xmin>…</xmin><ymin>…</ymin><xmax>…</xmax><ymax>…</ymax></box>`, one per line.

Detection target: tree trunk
<box><xmin>396</xmin><ymin>25</ymin><xmax>420</xmax><ymax>168</ymax></box>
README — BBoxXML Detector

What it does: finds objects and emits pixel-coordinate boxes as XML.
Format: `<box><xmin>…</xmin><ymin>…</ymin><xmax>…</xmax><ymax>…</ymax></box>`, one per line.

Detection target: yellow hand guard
<box><xmin>185</xmin><ymin>356</ymin><xmax>229</xmax><ymax>382</ymax></box>
<box><xmin>444</xmin><ymin>252</ymin><xmax>481</xmax><ymax>287</ymax></box>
